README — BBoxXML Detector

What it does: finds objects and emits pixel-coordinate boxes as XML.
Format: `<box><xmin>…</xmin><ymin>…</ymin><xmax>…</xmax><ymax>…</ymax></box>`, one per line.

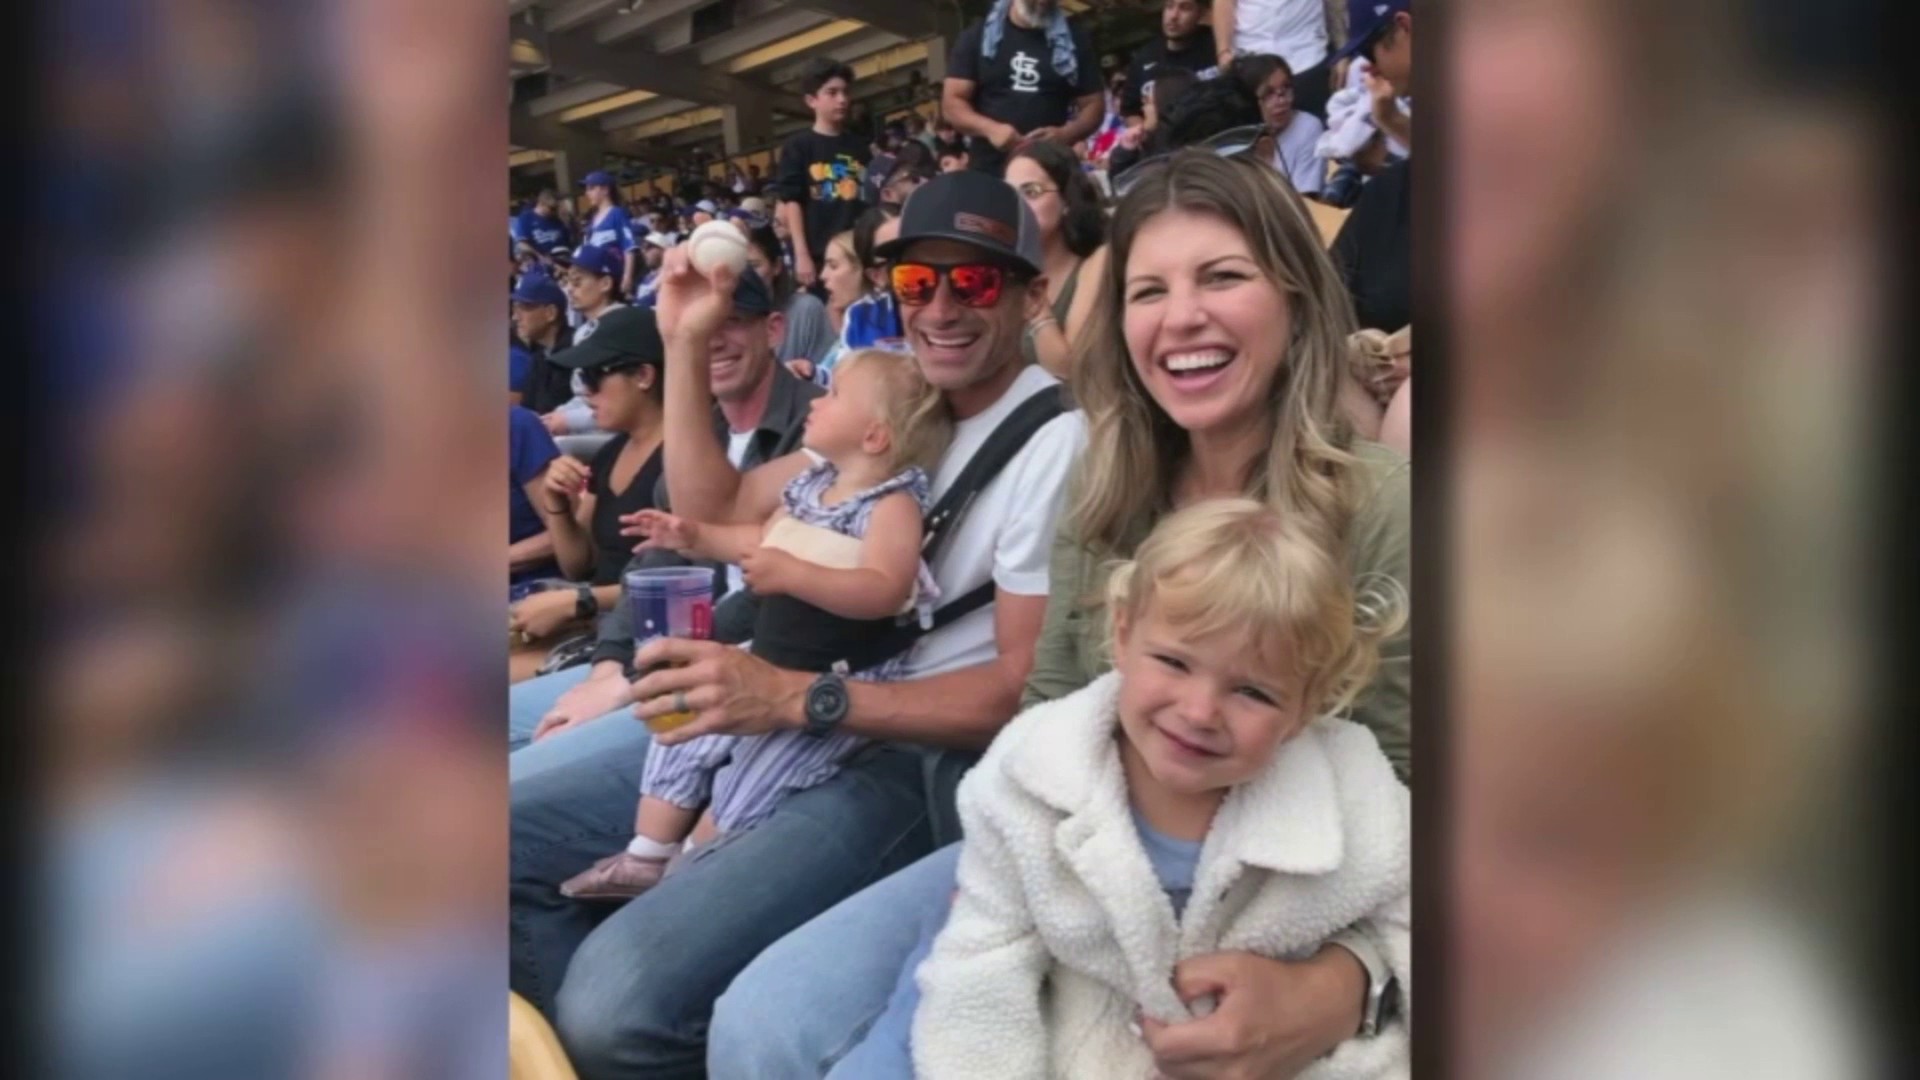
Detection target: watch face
<box><xmin>808</xmin><ymin>676</ymin><xmax>849</xmax><ymax>721</ymax></box>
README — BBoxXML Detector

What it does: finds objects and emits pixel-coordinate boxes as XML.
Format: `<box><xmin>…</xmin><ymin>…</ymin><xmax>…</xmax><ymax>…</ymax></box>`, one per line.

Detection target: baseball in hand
<box><xmin>688</xmin><ymin>220</ymin><xmax>749</xmax><ymax>276</ymax></box>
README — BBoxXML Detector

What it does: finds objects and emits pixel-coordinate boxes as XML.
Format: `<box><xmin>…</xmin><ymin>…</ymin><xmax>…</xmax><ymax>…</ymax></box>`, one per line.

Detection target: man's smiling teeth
<box><xmin>1164</xmin><ymin>349</ymin><xmax>1233</xmax><ymax>373</ymax></box>
<box><xmin>925</xmin><ymin>332</ymin><xmax>976</xmax><ymax>348</ymax></box>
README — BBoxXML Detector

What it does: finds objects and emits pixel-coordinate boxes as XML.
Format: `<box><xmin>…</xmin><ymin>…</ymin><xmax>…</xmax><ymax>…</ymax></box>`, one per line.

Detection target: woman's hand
<box><xmin>531</xmin><ymin>666</ymin><xmax>634</xmax><ymax>741</ymax></box>
<box><xmin>785</xmin><ymin>358</ymin><xmax>816</xmax><ymax>381</ymax></box>
<box><xmin>621</xmin><ymin>508</ymin><xmax>701</xmax><ymax>554</ymax></box>
<box><xmin>542</xmin><ymin>455</ymin><xmax>591</xmax><ymax>504</ymax></box>
<box><xmin>541</xmin><ymin>411</ymin><xmax>570</xmax><ymax>436</ymax></box>
<box><xmin>509</xmin><ymin>589</ymin><xmax>577</xmax><ymax>642</ymax></box>
<box><xmin>1138</xmin><ymin>948</ymin><xmax>1367</xmax><ymax>1079</ymax></box>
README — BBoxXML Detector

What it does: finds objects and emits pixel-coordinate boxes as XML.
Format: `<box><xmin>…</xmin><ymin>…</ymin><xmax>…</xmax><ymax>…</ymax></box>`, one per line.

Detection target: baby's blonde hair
<box><xmin>1106</xmin><ymin>499</ymin><xmax>1406</xmax><ymax>717</ymax></box>
<box><xmin>832</xmin><ymin>349</ymin><xmax>954</xmax><ymax>475</ymax></box>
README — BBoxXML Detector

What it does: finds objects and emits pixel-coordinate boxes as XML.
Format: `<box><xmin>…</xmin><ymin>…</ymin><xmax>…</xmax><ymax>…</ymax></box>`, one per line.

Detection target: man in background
<box><xmin>942</xmin><ymin>0</ymin><xmax>1105</xmax><ymax>177</ymax></box>
<box><xmin>1123</xmin><ymin>0</ymin><xmax>1223</xmax><ymax>134</ymax></box>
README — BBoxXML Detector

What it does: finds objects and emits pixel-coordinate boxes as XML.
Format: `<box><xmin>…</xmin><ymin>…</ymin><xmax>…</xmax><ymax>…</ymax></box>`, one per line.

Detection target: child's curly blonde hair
<box><xmin>833</xmin><ymin>349</ymin><xmax>955</xmax><ymax>475</ymax></box>
<box><xmin>1106</xmin><ymin>499</ymin><xmax>1406</xmax><ymax>717</ymax></box>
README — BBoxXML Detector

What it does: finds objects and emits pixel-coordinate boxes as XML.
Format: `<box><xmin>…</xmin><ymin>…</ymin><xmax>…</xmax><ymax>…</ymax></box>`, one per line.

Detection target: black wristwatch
<box><xmin>802</xmin><ymin>672</ymin><xmax>850</xmax><ymax>739</ymax></box>
<box><xmin>573</xmin><ymin>584</ymin><xmax>598</xmax><ymax>620</ymax></box>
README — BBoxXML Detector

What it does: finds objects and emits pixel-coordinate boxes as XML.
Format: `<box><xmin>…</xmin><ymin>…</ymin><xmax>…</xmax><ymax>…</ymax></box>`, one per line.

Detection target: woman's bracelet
<box><xmin>1026</xmin><ymin>314</ymin><xmax>1060</xmax><ymax>339</ymax></box>
<box><xmin>545</xmin><ymin>501</ymin><xmax>571</xmax><ymax>515</ymax></box>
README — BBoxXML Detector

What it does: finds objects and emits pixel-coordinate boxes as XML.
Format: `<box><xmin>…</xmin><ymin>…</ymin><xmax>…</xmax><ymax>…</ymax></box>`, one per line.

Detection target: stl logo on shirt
<box><xmin>1010</xmin><ymin>52</ymin><xmax>1041</xmax><ymax>93</ymax></box>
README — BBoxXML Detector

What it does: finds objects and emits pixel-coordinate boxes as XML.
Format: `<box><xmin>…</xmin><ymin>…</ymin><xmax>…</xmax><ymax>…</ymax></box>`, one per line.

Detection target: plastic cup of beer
<box><xmin>624</xmin><ymin>566</ymin><xmax>715</xmax><ymax>733</ymax></box>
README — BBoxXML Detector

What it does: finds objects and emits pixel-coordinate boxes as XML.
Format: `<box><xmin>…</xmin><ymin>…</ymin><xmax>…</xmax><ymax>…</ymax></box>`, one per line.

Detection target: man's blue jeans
<box><xmin>508</xmin><ymin>667</ymin><xmax>647</xmax><ymax>785</ymax></box>
<box><xmin>708</xmin><ymin>843</ymin><xmax>962</xmax><ymax>1078</ymax></box>
<box><xmin>509</xmin><ymin>735</ymin><xmax>938</xmax><ymax>1080</ymax></box>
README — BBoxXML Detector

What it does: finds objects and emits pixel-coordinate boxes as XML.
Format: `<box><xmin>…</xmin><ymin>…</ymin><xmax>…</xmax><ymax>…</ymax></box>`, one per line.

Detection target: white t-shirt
<box><xmin>908</xmin><ymin>364</ymin><xmax>1085</xmax><ymax>678</ymax></box>
<box><xmin>1269</xmin><ymin>111</ymin><xmax>1329</xmax><ymax>195</ymax></box>
<box><xmin>1234</xmin><ymin>0</ymin><xmax>1328</xmax><ymax>76</ymax></box>
<box><xmin>725</xmin><ymin>429</ymin><xmax>755</xmax><ymax>595</ymax></box>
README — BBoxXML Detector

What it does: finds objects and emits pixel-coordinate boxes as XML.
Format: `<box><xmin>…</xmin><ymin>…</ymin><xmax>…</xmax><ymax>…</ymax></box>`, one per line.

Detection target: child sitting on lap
<box><xmin>912</xmin><ymin>499</ymin><xmax>1411</xmax><ymax>1078</ymax></box>
<box><xmin>560</xmin><ymin>350</ymin><xmax>952</xmax><ymax>901</ymax></box>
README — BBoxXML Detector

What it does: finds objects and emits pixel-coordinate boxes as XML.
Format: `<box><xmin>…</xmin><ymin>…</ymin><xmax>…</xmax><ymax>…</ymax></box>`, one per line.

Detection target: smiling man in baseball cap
<box><xmin>873</xmin><ymin>168</ymin><xmax>1049</xmax><ymax>411</ymax></box>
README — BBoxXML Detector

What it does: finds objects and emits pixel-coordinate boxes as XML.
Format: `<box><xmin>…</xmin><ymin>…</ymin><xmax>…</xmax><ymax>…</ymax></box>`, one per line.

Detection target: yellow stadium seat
<box><xmin>1308</xmin><ymin>200</ymin><xmax>1351</xmax><ymax>247</ymax></box>
<box><xmin>510</xmin><ymin>993</ymin><xmax>579</xmax><ymax>1080</ymax></box>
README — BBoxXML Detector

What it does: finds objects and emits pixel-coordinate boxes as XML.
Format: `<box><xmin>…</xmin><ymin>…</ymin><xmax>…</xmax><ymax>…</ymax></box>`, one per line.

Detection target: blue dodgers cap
<box><xmin>571</xmin><ymin>243</ymin><xmax>626</xmax><ymax>280</ymax></box>
<box><xmin>581</xmin><ymin>170</ymin><xmax>615</xmax><ymax>189</ymax></box>
<box><xmin>510</xmin><ymin>275</ymin><xmax>566</xmax><ymax>308</ymax></box>
<box><xmin>1337</xmin><ymin>0</ymin><xmax>1409</xmax><ymax>61</ymax></box>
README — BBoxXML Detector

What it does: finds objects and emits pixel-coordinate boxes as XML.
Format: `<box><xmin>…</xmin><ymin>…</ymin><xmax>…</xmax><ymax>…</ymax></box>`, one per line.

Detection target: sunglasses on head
<box><xmin>579</xmin><ymin>360</ymin><xmax>643</xmax><ymax>393</ymax></box>
<box><xmin>889</xmin><ymin>262</ymin><xmax>1018</xmax><ymax>308</ymax></box>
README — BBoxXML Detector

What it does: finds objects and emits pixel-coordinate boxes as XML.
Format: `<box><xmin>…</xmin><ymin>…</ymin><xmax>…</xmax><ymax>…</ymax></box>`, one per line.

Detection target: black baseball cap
<box><xmin>730</xmin><ymin>267</ymin><xmax>774</xmax><ymax>316</ymax></box>
<box><xmin>548</xmin><ymin>306</ymin><xmax>666</xmax><ymax>370</ymax></box>
<box><xmin>873</xmin><ymin>170</ymin><xmax>1044</xmax><ymax>276</ymax></box>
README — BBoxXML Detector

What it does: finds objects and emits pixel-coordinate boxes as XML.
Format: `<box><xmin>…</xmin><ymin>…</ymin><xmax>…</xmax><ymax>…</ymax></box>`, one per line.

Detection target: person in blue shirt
<box><xmin>510</xmin><ymin>343</ymin><xmax>533</xmax><ymax>405</ymax></box>
<box><xmin>632</xmin><ymin>233</ymin><xmax>670</xmax><ymax>308</ymax></box>
<box><xmin>512</xmin><ymin>189</ymin><xmax>573</xmax><ymax>262</ymax></box>
<box><xmin>579</xmin><ymin>171</ymin><xmax>638</xmax><ymax>299</ymax></box>
<box><xmin>509</xmin><ymin>405</ymin><xmax>564</xmax><ymax>596</ymax></box>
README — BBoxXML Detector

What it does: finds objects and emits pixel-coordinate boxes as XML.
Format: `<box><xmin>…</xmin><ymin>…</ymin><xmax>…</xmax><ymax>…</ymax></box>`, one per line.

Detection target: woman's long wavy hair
<box><xmin>1069</xmin><ymin>150</ymin><xmax>1363</xmax><ymax>561</ymax></box>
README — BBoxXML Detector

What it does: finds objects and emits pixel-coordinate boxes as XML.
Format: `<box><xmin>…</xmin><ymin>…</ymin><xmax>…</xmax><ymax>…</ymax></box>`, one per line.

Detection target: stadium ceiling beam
<box><xmin>544</xmin><ymin>30</ymin><xmax>810</xmax><ymax>118</ymax></box>
<box><xmin>544</xmin><ymin>0</ymin><xmax>624</xmax><ymax>33</ymax></box>
<box><xmin>593</xmin><ymin>0</ymin><xmax>712</xmax><ymax>44</ymax></box>
<box><xmin>788</xmin><ymin>0</ymin><xmax>937</xmax><ymax>40</ymax></box>
<box><xmin>511</xmin><ymin>106</ymin><xmax>680</xmax><ymax>169</ymax></box>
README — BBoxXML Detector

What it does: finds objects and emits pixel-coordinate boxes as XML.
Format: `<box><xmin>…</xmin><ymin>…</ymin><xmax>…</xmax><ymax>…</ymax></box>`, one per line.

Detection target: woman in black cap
<box><xmin>507</xmin><ymin>306</ymin><xmax>668</xmax><ymax>655</ymax></box>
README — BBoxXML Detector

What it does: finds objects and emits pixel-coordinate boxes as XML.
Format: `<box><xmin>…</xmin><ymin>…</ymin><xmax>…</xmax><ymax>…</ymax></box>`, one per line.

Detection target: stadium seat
<box><xmin>510</xmin><ymin>993</ymin><xmax>578</xmax><ymax>1080</ymax></box>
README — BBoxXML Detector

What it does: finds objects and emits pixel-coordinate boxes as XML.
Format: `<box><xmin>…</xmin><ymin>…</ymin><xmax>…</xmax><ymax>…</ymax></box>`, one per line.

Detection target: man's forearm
<box><xmin>1060</xmin><ymin>97</ymin><xmax>1103</xmax><ymax>145</ymax></box>
<box><xmin>780</xmin><ymin>201</ymin><xmax>810</xmax><ymax>264</ymax></box>
<box><xmin>661</xmin><ymin>332</ymin><xmax>743</xmax><ymax>523</ymax></box>
<box><xmin>763</xmin><ymin>654</ymin><xmax>1025</xmax><ymax>749</ymax></box>
<box><xmin>1213</xmin><ymin>0</ymin><xmax>1237</xmax><ymax>59</ymax></box>
<box><xmin>942</xmin><ymin>87</ymin><xmax>1003</xmax><ymax>141</ymax></box>
<box><xmin>844</xmin><ymin>656</ymin><xmax>1026</xmax><ymax>747</ymax></box>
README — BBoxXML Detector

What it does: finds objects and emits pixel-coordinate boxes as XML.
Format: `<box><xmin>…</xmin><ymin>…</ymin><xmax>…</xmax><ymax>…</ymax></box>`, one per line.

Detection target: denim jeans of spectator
<box><xmin>510</xmin><ymin>742</ymin><xmax>937</xmax><ymax>1080</ymax></box>
<box><xmin>709</xmin><ymin>842</ymin><xmax>962</xmax><ymax>1079</ymax></box>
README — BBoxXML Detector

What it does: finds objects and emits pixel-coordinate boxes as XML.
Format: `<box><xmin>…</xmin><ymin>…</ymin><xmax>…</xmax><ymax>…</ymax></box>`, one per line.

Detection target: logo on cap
<box><xmin>955</xmin><ymin>212</ymin><xmax>1015</xmax><ymax>247</ymax></box>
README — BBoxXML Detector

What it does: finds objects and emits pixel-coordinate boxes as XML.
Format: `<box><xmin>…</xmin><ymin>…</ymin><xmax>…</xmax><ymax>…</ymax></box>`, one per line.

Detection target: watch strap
<box><xmin>1327</xmin><ymin>925</ymin><xmax>1396</xmax><ymax>1038</ymax></box>
<box><xmin>574</xmin><ymin>584</ymin><xmax>599</xmax><ymax>620</ymax></box>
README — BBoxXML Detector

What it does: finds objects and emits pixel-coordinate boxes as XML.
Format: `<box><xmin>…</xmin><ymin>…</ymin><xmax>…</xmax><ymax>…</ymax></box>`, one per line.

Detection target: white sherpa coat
<box><xmin>912</xmin><ymin>671</ymin><xmax>1411</xmax><ymax>1079</ymax></box>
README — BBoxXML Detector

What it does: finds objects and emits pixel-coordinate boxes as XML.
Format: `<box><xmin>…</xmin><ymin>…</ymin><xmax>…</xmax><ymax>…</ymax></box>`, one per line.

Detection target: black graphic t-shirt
<box><xmin>949</xmin><ymin>17</ymin><xmax>1101</xmax><ymax>174</ymax></box>
<box><xmin>775</xmin><ymin>129</ymin><xmax>871</xmax><ymax>264</ymax></box>
<box><xmin>1121</xmin><ymin>36</ymin><xmax>1222</xmax><ymax>119</ymax></box>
